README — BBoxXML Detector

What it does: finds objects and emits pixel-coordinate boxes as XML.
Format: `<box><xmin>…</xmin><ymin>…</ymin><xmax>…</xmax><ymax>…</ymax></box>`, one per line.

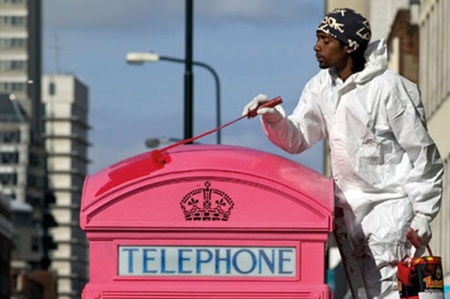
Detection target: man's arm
<box><xmin>387</xmin><ymin>80</ymin><xmax>444</xmax><ymax>244</ymax></box>
<box><xmin>261</xmin><ymin>78</ymin><xmax>328</xmax><ymax>154</ymax></box>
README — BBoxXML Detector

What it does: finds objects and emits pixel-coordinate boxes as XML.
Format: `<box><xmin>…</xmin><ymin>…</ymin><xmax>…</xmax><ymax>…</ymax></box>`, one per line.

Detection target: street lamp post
<box><xmin>185</xmin><ymin>0</ymin><xmax>193</xmax><ymax>142</ymax></box>
<box><xmin>126</xmin><ymin>52</ymin><xmax>222</xmax><ymax>144</ymax></box>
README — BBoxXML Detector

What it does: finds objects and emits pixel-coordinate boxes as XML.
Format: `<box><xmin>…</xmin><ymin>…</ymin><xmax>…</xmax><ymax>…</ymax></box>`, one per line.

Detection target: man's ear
<box><xmin>345</xmin><ymin>47</ymin><xmax>354</xmax><ymax>54</ymax></box>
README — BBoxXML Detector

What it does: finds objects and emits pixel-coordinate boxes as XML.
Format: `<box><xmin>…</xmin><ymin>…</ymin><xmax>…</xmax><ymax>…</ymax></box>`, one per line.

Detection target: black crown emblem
<box><xmin>180</xmin><ymin>181</ymin><xmax>234</xmax><ymax>221</ymax></box>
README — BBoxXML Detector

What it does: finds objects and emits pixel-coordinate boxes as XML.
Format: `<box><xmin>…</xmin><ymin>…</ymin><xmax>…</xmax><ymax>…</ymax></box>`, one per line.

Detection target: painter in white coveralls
<box><xmin>242</xmin><ymin>8</ymin><xmax>444</xmax><ymax>299</ymax></box>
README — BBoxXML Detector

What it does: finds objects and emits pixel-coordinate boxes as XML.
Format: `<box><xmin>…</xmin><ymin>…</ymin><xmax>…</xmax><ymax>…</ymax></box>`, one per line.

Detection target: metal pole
<box><xmin>184</xmin><ymin>0</ymin><xmax>194</xmax><ymax>140</ymax></box>
<box><xmin>159</xmin><ymin>56</ymin><xmax>221</xmax><ymax>144</ymax></box>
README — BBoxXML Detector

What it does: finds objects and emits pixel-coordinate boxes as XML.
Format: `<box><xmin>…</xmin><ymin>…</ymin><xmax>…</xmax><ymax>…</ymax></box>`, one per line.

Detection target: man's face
<box><xmin>314</xmin><ymin>32</ymin><xmax>348</xmax><ymax>69</ymax></box>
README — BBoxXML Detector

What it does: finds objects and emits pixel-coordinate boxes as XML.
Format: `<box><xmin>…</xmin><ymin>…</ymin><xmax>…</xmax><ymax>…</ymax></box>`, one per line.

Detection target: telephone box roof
<box><xmin>82</xmin><ymin>144</ymin><xmax>333</xmax><ymax>214</ymax></box>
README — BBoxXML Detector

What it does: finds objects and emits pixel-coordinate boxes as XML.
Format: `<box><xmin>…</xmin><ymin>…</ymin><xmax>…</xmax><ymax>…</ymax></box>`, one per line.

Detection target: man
<box><xmin>242</xmin><ymin>8</ymin><xmax>443</xmax><ymax>299</ymax></box>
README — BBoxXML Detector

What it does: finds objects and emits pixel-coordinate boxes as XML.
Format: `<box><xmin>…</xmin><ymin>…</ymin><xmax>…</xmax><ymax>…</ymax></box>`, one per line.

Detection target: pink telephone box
<box><xmin>80</xmin><ymin>145</ymin><xmax>334</xmax><ymax>299</ymax></box>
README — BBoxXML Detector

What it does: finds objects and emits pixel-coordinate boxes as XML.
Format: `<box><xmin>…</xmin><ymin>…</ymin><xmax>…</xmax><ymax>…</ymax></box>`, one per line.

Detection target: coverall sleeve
<box><xmin>260</xmin><ymin>77</ymin><xmax>328</xmax><ymax>154</ymax></box>
<box><xmin>386</xmin><ymin>80</ymin><xmax>443</xmax><ymax>220</ymax></box>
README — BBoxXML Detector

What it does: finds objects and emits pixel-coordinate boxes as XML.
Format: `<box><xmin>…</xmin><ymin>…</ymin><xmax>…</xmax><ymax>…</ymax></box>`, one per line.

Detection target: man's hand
<box><xmin>410</xmin><ymin>213</ymin><xmax>432</xmax><ymax>246</ymax></box>
<box><xmin>242</xmin><ymin>94</ymin><xmax>283</xmax><ymax>122</ymax></box>
<box><xmin>242</xmin><ymin>94</ymin><xmax>270</xmax><ymax>116</ymax></box>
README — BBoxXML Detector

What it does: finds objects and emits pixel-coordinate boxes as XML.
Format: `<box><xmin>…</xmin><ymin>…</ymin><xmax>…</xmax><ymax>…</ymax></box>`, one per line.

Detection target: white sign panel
<box><xmin>118</xmin><ymin>246</ymin><xmax>296</xmax><ymax>277</ymax></box>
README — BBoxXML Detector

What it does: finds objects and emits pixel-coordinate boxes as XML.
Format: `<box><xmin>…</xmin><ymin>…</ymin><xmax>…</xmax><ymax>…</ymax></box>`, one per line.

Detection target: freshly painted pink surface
<box><xmin>80</xmin><ymin>145</ymin><xmax>334</xmax><ymax>298</ymax></box>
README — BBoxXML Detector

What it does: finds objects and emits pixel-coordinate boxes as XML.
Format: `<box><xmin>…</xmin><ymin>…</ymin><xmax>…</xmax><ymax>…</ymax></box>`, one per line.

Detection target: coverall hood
<box><xmin>356</xmin><ymin>39</ymin><xmax>389</xmax><ymax>84</ymax></box>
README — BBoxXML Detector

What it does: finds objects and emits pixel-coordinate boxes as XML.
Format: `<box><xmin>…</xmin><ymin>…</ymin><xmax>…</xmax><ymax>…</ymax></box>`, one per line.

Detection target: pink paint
<box><xmin>80</xmin><ymin>145</ymin><xmax>334</xmax><ymax>298</ymax></box>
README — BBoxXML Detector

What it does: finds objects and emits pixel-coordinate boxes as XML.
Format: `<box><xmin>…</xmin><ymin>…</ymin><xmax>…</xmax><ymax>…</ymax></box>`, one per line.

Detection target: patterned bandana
<box><xmin>317</xmin><ymin>8</ymin><xmax>371</xmax><ymax>52</ymax></box>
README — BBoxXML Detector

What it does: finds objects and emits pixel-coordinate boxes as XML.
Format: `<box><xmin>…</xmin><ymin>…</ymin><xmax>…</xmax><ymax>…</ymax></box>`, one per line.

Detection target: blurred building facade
<box><xmin>42</xmin><ymin>74</ymin><xmax>90</xmax><ymax>298</ymax></box>
<box><xmin>324</xmin><ymin>0</ymin><xmax>450</xmax><ymax>297</ymax></box>
<box><xmin>0</xmin><ymin>0</ymin><xmax>58</xmax><ymax>298</ymax></box>
<box><xmin>1</xmin><ymin>0</ymin><xmax>91</xmax><ymax>298</ymax></box>
<box><xmin>0</xmin><ymin>194</ymin><xmax>12</xmax><ymax>299</ymax></box>
<box><xmin>416</xmin><ymin>0</ymin><xmax>450</xmax><ymax>284</ymax></box>
<box><xmin>0</xmin><ymin>0</ymin><xmax>42</xmax><ymax>135</ymax></box>
<box><xmin>9</xmin><ymin>197</ymin><xmax>58</xmax><ymax>299</ymax></box>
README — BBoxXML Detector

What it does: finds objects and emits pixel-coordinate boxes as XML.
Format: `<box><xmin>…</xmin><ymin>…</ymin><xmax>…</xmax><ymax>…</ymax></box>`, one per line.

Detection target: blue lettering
<box><xmin>232</xmin><ymin>249</ymin><xmax>256</xmax><ymax>274</ymax></box>
<box><xmin>258</xmin><ymin>249</ymin><xmax>275</xmax><ymax>274</ymax></box>
<box><xmin>122</xmin><ymin>248</ymin><xmax>139</xmax><ymax>274</ymax></box>
<box><xmin>278</xmin><ymin>249</ymin><xmax>294</xmax><ymax>274</ymax></box>
<box><xmin>214</xmin><ymin>249</ymin><xmax>231</xmax><ymax>274</ymax></box>
<box><xmin>178</xmin><ymin>249</ymin><xmax>193</xmax><ymax>274</ymax></box>
<box><xmin>143</xmin><ymin>249</ymin><xmax>157</xmax><ymax>273</ymax></box>
<box><xmin>119</xmin><ymin>246</ymin><xmax>295</xmax><ymax>277</ymax></box>
<box><xmin>196</xmin><ymin>249</ymin><xmax>213</xmax><ymax>273</ymax></box>
<box><xmin>160</xmin><ymin>249</ymin><xmax>175</xmax><ymax>273</ymax></box>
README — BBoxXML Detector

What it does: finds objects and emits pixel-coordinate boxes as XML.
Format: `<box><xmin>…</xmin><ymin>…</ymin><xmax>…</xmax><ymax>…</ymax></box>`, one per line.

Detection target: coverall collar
<box><xmin>328</xmin><ymin>39</ymin><xmax>387</xmax><ymax>93</ymax></box>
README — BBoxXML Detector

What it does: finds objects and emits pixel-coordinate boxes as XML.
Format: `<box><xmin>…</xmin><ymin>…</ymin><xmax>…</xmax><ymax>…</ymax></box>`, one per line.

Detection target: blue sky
<box><xmin>42</xmin><ymin>0</ymin><xmax>326</xmax><ymax>174</ymax></box>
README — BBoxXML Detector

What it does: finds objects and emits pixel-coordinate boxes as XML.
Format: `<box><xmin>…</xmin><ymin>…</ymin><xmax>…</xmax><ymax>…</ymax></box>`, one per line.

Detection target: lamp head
<box><xmin>126</xmin><ymin>52</ymin><xmax>160</xmax><ymax>64</ymax></box>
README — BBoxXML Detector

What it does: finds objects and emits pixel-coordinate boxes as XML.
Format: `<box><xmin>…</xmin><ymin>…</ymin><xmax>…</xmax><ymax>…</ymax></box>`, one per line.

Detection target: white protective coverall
<box><xmin>260</xmin><ymin>40</ymin><xmax>443</xmax><ymax>298</ymax></box>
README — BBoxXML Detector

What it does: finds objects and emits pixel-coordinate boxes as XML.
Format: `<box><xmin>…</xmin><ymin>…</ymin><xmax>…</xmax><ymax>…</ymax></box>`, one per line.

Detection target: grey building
<box><xmin>0</xmin><ymin>0</ymin><xmax>47</xmax><ymax>214</ymax></box>
<box><xmin>0</xmin><ymin>194</ymin><xmax>12</xmax><ymax>299</ymax></box>
<box><xmin>1</xmin><ymin>0</ymin><xmax>58</xmax><ymax>297</ymax></box>
<box><xmin>418</xmin><ymin>0</ymin><xmax>450</xmax><ymax>283</ymax></box>
<box><xmin>43</xmin><ymin>74</ymin><xmax>90</xmax><ymax>298</ymax></box>
<box><xmin>0</xmin><ymin>0</ymin><xmax>42</xmax><ymax>138</ymax></box>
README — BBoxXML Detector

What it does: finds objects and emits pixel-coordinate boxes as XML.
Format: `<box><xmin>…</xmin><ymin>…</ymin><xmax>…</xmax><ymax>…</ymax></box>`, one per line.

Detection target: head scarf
<box><xmin>317</xmin><ymin>8</ymin><xmax>371</xmax><ymax>52</ymax></box>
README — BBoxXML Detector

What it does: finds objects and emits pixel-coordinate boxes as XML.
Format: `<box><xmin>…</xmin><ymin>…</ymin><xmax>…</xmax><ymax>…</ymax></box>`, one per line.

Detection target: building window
<box><xmin>48</xmin><ymin>82</ymin><xmax>56</xmax><ymax>95</ymax></box>
<box><xmin>0</xmin><ymin>60</ymin><xmax>26</xmax><ymax>71</ymax></box>
<box><xmin>12</xmin><ymin>211</ymin><xmax>33</xmax><ymax>227</ymax></box>
<box><xmin>0</xmin><ymin>16</ymin><xmax>26</xmax><ymax>28</ymax></box>
<box><xmin>28</xmin><ymin>152</ymin><xmax>40</xmax><ymax>166</ymax></box>
<box><xmin>31</xmin><ymin>236</ymin><xmax>39</xmax><ymax>252</ymax></box>
<box><xmin>27</xmin><ymin>174</ymin><xmax>44</xmax><ymax>189</ymax></box>
<box><xmin>0</xmin><ymin>173</ymin><xmax>17</xmax><ymax>185</ymax></box>
<box><xmin>1</xmin><ymin>152</ymin><xmax>19</xmax><ymax>164</ymax></box>
<box><xmin>0</xmin><ymin>37</ymin><xmax>26</xmax><ymax>50</ymax></box>
<box><xmin>0</xmin><ymin>82</ymin><xmax>26</xmax><ymax>93</ymax></box>
<box><xmin>1</xmin><ymin>0</ymin><xmax>25</xmax><ymax>4</ymax></box>
<box><xmin>0</xmin><ymin>130</ymin><xmax>21</xmax><ymax>143</ymax></box>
